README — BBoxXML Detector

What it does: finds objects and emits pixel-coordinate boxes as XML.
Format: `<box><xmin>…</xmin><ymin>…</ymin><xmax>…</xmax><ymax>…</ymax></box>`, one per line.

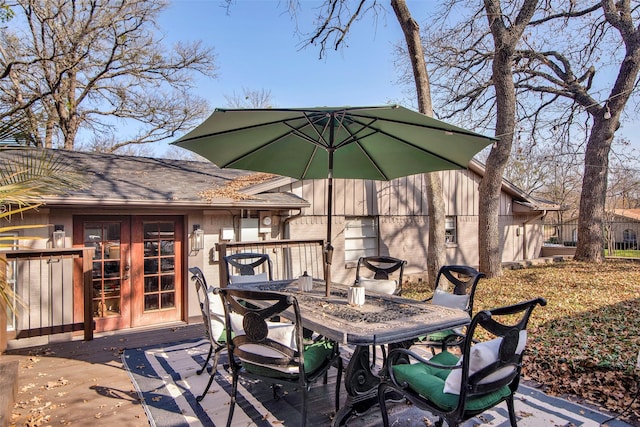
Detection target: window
<box><xmin>623</xmin><ymin>229</ymin><xmax>637</xmax><ymax>244</ymax></box>
<box><xmin>445</xmin><ymin>216</ymin><xmax>457</xmax><ymax>244</ymax></box>
<box><xmin>344</xmin><ymin>217</ymin><xmax>378</xmax><ymax>263</ymax></box>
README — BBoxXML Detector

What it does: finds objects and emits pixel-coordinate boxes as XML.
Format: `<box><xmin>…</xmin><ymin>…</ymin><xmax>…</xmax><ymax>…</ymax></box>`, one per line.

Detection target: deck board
<box><xmin>3</xmin><ymin>322</ymin><xmax>628</xmax><ymax>427</ymax></box>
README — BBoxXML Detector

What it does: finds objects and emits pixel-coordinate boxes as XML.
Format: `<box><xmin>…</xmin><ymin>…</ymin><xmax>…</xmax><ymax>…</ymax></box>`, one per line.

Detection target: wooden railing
<box><xmin>216</xmin><ymin>239</ymin><xmax>325</xmax><ymax>287</ymax></box>
<box><xmin>1</xmin><ymin>248</ymin><xmax>94</xmax><ymax>344</ymax></box>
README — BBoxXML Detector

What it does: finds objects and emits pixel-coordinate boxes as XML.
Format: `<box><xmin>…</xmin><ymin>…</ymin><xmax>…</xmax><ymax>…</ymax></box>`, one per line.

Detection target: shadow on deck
<box><xmin>2</xmin><ymin>323</ymin><xmax>633</xmax><ymax>427</ymax></box>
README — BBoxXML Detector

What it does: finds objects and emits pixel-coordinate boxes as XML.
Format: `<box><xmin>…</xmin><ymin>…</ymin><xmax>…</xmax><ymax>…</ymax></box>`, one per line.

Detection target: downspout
<box><xmin>282</xmin><ymin>209</ymin><xmax>304</xmax><ymax>278</ymax></box>
<box><xmin>523</xmin><ymin>210</ymin><xmax>547</xmax><ymax>260</ymax></box>
<box><xmin>282</xmin><ymin>209</ymin><xmax>304</xmax><ymax>239</ymax></box>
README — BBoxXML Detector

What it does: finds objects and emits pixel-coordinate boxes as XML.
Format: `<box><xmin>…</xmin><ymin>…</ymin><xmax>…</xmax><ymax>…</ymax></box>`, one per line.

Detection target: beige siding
<box><xmin>295</xmin><ymin>169</ymin><xmax>485</xmax><ymax>218</ymax></box>
<box><xmin>282</xmin><ymin>168</ymin><xmax>544</xmax><ymax>280</ymax></box>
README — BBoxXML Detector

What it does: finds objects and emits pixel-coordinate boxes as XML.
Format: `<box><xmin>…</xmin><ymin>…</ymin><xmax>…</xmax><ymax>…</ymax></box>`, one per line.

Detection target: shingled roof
<box><xmin>0</xmin><ymin>147</ymin><xmax>308</xmax><ymax>209</ymax></box>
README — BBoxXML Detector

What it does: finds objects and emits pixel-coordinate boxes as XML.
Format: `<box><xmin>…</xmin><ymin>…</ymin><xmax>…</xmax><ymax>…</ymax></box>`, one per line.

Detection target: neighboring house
<box><xmin>1</xmin><ymin>148</ymin><xmax>557</xmax><ymax>338</ymax></box>
<box><xmin>554</xmin><ymin>209</ymin><xmax>640</xmax><ymax>249</ymax></box>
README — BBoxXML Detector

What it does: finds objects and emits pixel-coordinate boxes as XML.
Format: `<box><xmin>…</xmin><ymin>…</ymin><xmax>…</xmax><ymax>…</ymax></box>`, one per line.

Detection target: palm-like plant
<box><xmin>0</xmin><ymin>146</ymin><xmax>84</xmax><ymax>316</ymax></box>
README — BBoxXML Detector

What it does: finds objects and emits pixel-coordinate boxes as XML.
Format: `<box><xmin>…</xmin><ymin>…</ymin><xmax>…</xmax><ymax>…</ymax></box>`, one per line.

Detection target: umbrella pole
<box><xmin>325</xmin><ymin>119</ymin><xmax>335</xmax><ymax>297</ymax></box>
<box><xmin>325</xmin><ymin>173</ymin><xmax>333</xmax><ymax>297</ymax></box>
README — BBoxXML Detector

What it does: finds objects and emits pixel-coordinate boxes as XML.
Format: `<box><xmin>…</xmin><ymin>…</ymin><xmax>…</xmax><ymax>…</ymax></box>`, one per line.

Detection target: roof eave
<box><xmin>42</xmin><ymin>196</ymin><xmax>310</xmax><ymax>210</ymax></box>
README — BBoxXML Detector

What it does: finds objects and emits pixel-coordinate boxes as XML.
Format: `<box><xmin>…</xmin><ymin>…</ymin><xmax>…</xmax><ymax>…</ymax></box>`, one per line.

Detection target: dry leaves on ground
<box><xmin>404</xmin><ymin>259</ymin><xmax>640</xmax><ymax>426</ymax></box>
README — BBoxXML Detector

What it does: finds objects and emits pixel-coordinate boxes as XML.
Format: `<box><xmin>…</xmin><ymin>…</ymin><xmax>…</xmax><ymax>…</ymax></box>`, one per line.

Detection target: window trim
<box><xmin>445</xmin><ymin>216</ymin><xmax>457</xmax><ymax>246</ymax></box>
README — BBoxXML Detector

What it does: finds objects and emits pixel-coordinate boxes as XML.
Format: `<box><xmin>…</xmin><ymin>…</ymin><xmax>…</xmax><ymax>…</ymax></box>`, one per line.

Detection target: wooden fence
<box><xmin>1</xmin><ymin>248</ymin><xmax>94</xmax><ymax>351</ymax></box>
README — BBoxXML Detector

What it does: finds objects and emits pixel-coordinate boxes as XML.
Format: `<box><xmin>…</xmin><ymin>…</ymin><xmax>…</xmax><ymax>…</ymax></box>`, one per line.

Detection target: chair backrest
<box><xmin>218</xmin><ymin>288</ymin><xmax>306</xmax><ymax>377</ymax></box>
<box><xmin>355</xmin><ymin>256</ymin><xmax>407</xmax><ymax>295</ymax></box>
<box><xmin>432</xmin><ymin>265</ymin><xmax>485</xmax><ymax>315</ymax></box>
<box><xmin>189</xmin><ymin>266</ymin><xmax>225</xmax><ymax>344</ymax></box>
<box><xmin>223</xmin><ymin>252</ymin><xmax>273</xmax><ymax>285</ymax></box>
<box><xmin>444</xmin><ymin>297</ymin><xmax>547</xmax><ymax>411</ymax></box>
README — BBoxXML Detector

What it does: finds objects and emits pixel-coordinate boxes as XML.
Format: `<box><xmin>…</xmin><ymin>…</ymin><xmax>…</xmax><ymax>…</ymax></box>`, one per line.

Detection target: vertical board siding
<box><xmin>281</xmin><ymin>166</ymin><xmax>539</xmax><ymax>277</ymax></box>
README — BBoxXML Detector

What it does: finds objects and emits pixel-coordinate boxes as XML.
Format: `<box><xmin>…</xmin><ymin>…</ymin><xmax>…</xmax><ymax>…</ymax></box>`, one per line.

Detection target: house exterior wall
<box><xmin>4</xmin><ymin>163</ymin><xmax>547</xmax><ymax>341</ymax></box>
<box><xmin>280</xmin><ymin>169</ymin><xmax>546</xmax><ymax>285</ymax></box>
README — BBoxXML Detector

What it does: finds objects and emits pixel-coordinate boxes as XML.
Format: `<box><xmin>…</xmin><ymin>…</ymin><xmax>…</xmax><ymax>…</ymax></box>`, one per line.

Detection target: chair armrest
<box><xmin>387</xmin><ymin>347</ymin><xmax>461</xmax><ymax>371</ymax></box>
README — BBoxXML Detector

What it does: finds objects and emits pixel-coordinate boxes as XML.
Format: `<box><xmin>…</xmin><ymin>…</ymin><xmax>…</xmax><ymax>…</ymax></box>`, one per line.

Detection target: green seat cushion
<box><xmin>302</xmin><ymin>339</ymin><xmax>337</xmax><ymax>373</ymax></box>
<box><xmin>391</xmin><ymin>351</ymin><xmax>511</xmax><ymax>412</ymax></box>
<box><xmin>242</xmin><ymin>339</ymin><xmax>336</xmax><ymax>379</ymax></box>
<box><xmin>216</xmin><ymin>329</ymin><xmax>229</xmax><ymax>343</ymax></box>
<box><xmin>423</xmin><ymin>329</ymin><xmax>456</xmax><ymax>342</ymax></box>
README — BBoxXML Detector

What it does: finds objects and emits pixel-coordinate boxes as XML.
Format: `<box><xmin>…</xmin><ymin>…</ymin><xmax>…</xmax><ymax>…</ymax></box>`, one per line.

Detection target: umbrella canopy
<box><xmin>173</xmin><ymin>105</ymin><xmax>496</xmax><ymax>295</ymax></box>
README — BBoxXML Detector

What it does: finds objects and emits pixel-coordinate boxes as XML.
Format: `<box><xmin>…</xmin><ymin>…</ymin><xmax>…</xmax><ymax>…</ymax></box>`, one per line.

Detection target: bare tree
<box><xmin>295</xmin><ymin>0</ymin><xmax>445</xmax><ymax>284</ymax></box>
<box><xmin>522</xmin><ymin>2</ymin><xmax>640</xmax><ymax>262</ymax></box>
<box><xmin>390</xmin><ymin>0</ymin><xmax>445</xmax><ymax>285</ymax></box>
<box><xmin>423</xmin><ymin>1</ymin><xmax>640</xmax><ymax>267</ymax></box>
<box><xmin>0</xmin><ymin>0</ymin><xmax>217</xmax><ymax>152</ymax></box>
<box><xmin>224</xmin><ymin>88</ymin><xmax>275</xmax><ymax>109</ymax></box>
<box><xmin>472</xmin><ymin>0</ymin><xmax>538</xmax><ymax>277</ymax></box>
<box><xmin>606</xmin><ymin>143</ymin><xmax>640</xmax><ymax>209</ymax></box>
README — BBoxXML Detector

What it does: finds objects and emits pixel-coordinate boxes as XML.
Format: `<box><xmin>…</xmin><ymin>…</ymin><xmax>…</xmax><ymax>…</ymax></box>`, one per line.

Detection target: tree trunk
<box><xmin>573</xmin><ymin>1</ymin><xmax>640</xmax><ymax>262</ymax></box>
<box><xmin>479</xmin><ymin>0</ymin><xmax>537</xmax><ymax>278</ymax></box>
<box><xmin>425</xmin><ymin>172</ymin><xmax>445</xmax><ymax>286</ymax></box>
<box><xmin>392</xmin><ymin>0</ymin><xmax>445</xmax><ymax>286</ymax></box>
<box><xmin>574</xmin><ymin>119</ymin><xmax>615</xmax><ymax>262</ymax></box>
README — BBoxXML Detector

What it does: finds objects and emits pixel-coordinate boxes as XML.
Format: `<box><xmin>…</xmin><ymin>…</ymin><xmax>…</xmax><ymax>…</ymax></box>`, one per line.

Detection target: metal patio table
<box><xmin>228</xmin><ymin>279</ymin><xmax>470</xmax><ymax>426</ymax></box>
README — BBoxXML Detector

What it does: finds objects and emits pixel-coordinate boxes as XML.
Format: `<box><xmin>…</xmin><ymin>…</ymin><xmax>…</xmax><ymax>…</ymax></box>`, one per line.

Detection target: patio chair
<box><xmin>355</xmin><ymin>256</ymin><xmax>407</xmax><ymax>367</ymax></box>
<box><xmin>188</xmin><ymin>267</ymin><xmax>228</xmax><ymax>401</ymax></box>
<box><xmin>218</xmin><ymin>288</ymin><xmax>343</xmax><ymax>427</ymax></box>
<box><xmin>223</xmin><ymin>252</ymin><xmax>273</xmax><ymax>285</ymax></box>
<box><xmin>355</xmin><ymin>256</ymin><xmax>407</xmax><ymax>295</ymax></box>
<box><xmin>415</xmin><ymin>265</ymin><xmax>485</xmax><ymax>354</ymax></box>
<box><xmin>378</xmin><ymin>297</ymin><xmax>547</xmax><ymax>427</ymax></box>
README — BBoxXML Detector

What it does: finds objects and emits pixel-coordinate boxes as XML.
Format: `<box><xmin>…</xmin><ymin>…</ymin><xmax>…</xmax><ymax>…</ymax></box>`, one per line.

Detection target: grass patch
<box><xmin>403</xmin><ymin>259</ymin><xmax>640</xmax><ymax>424</ymax></box>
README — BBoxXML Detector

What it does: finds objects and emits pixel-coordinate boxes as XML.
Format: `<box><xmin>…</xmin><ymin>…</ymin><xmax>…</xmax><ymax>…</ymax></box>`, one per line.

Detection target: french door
<box><xmin>74</xmin><ymin>216</ymin><xmax>183</xmax><ymax>332</ymax></box>
<box><xmin>131</xmin><ymin>216</ymin><xmax>183</xmax><ymax>327</ymax></box>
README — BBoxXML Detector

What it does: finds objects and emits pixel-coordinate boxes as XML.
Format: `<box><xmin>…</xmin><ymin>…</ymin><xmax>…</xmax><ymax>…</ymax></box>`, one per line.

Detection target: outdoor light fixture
<box><xmin>190</xmin><ymin>224</ymin><xmax>205</xmax><ymax>253</ymax></box>
<box><xmin>604</xmin><ymin>104</ymin><xmax>612</xmax><ymax>120</ymax></box>
<box><xmin>52</xmin><ymin>225</ymin><xmax>65</xmax><ymax>248</ymax></box>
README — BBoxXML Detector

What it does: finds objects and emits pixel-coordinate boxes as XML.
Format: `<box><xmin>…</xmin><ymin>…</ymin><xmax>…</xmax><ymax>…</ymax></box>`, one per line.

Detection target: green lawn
<box><xmin>609</xmin><ymin>249</ymin><xmax>640</xmax><ymax>258</ymax></box>
<box><xmin>403</xmin><ymin>259</ymin><xmax>640</xmax><ymax>424</ymax></box>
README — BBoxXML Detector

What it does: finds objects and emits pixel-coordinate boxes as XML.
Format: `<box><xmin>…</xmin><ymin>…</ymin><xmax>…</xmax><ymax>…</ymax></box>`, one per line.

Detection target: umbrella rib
<box><xmin>331</xmin><ymin>116</ymin><xmax>391</xmax><ymax>180</ymax></box>
<box><xmin>347</xmin><ymin>111</ymin><xmax>496</xmax><ymax>141</ymax></box>
<box><xmin>345</xmin><ymin>116</ymin><xmax>477</xmax><ymax>170</ymax></box>
<box><xmin>223</xmin><ymin>116</ymin><xmax>329</xmax><ymax>169</ymax></box>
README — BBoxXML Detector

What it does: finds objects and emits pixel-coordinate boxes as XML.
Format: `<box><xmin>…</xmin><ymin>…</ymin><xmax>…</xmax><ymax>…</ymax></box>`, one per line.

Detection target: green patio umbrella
<box><xmin>173</xmin><ymin>105</ymin><xmax>496</xmax><ymax>296</ymax></box>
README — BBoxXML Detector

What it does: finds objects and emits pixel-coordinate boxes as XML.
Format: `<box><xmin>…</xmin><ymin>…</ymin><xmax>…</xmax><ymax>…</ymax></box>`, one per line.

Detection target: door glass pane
<box><xmin>161</xmin><ymin>293</ymin><xmax>175</xmax><ymax>309</ymax></box>
<box><xmin>86</xmin><ymin>222</ymin><xmax>122</xmax><ymax>317</ymax></box>
<box><xmin>144</xmin><ymin>276</ymin><xmax>158</xmax><ymax>293</ymax></box>
<box><xmin>144</xmin><ymin>294</ymin><xmax>159</xmax><ymax>311</ymax></box>
<box><xmin>161</xmin><ymin>275</ymin><xmax>175</xmax><ymax>291</ymax></box>
<box><xmin>143</xmin><ymin>221</ymin><xmax>176</xmax><ymax>312</ymax></box>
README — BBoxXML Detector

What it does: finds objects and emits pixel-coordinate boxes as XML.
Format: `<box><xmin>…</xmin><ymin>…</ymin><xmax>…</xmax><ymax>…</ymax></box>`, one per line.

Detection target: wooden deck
<box><xmin>2</xmin><ymin>323</ymin><xmax>414</xmax><ymax>426</ymax></box>
<box><xmin>2</xmin><ymin>323</ymin><xmax>627</xmax><ymax>427</ymax></box>
<box><xmin>4</xmin><ymin>323</ymin><xmax>204</xmax><ymax>427</ymax></box>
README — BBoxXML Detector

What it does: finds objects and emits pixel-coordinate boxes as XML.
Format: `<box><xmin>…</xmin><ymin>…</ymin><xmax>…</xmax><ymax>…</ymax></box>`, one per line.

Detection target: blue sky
<box><xmin>159</xmin><ymin>1</ymin><xmax>430</xmax><ymax>111</ymax></box>
<box><xmin>157</xmin><ymin>0</ymin><xmax>638</xmax><ymax>156</ymax></box>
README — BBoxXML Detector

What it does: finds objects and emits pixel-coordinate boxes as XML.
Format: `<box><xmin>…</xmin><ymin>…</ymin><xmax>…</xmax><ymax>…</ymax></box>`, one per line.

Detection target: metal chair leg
<box><xmin>335</xmin><ymin>356</ymin><xmax>343</xmax><ymax>411</ymax></box>
<box><xmin>197</xmin><ymin>344</ymin><xmax>213</xmax><ymax>375</ymax></box>
<box><xmin>196</xmin><ymin>347</ymin><xmax>223</xmax><ymax>402</ymax></box>
<box><xmin>507</xmin><ymin>395</ymin><xmax>518</xmax><ymax>427</ymax></box>
<box><xmin>226</xmin><ymin>372</ymin><xmax>239</xmax><ymax>427</ymax></box>
<box><xmin>378</xmin><ymin>382</ymin><xmax>390</xmax><ymax>427</ymax></box>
